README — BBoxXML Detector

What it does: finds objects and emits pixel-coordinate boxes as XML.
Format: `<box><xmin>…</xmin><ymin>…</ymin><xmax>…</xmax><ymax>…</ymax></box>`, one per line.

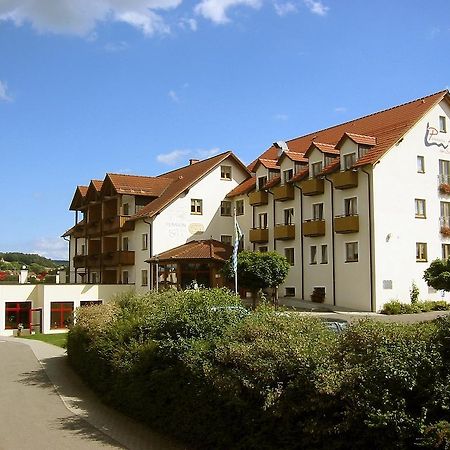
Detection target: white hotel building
<box><xmin>2</xmin><ymin>89</ymin><xmax>450</xmax><ymax>335</ymax></box>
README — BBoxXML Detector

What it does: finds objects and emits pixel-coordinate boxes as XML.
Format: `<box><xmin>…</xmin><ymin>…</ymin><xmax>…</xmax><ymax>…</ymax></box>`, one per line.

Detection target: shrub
<box><xmin>381</xmin><ymin>299</ymin><xmax>450</xmax><ymax>315</ymax></box>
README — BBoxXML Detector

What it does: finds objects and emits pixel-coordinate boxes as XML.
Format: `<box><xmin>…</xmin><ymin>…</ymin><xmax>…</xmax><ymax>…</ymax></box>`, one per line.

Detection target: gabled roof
<box><xmin>277</xmin><ymin>151</ymin><xmax>308</xmax><ymax>165</ymax></box>
<box><xmin>85</xmin><ymin>180</ymin><xmax>103</xmax><ymax>202</ymax></box>
<box><xmin>335</xmin><ymin>132</ymin><xmax>377</xmax><ymax>149</ymax></box>
<box><xmin>103</xmin><ymin>173</ymin><xmax>172</xmax><ymax>197</ymax></box>
<box><xmin>248</xmin><ymin>90</ymin><xmax>449</xmax><ymax>170</ymax></box>
<box><xmin>252</xmin><ymin>158</ymin><xmax>281</xmax><ymax>171</ymax></box>
<box><xmin>69</xmin><ymin>185</ymin><xmax>88</xmax><ymax>211</ymax></box>
<box><xmin>147</xmin><ymin>239</ymin><xmax>232</xmax><ymax>263</ymax></box>
<box><xmin>227</xmin><ymin>176</ymin><xmax>256</xmax><ymax>198</ymax></box>
<box><xmin>304</xmin><ymin>142</ymin><xmax>340</xmax><ymax>157</ymax></box>
<box><xmin>133</xmin><ymin>151</ymin><xmax>250</xmax><ymax>220</ymax></box>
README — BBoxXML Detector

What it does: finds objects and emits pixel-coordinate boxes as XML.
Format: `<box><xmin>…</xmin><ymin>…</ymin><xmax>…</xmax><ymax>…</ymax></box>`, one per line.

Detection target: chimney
<box><xmin>273</xmin><ymin>141</ymin><xmax>289</xmax><ymax>158</ymax></box>
<box><xmin>189</xmin><ymin>159</ymin><xmax>200</xmax><ymax>165</ymax></box>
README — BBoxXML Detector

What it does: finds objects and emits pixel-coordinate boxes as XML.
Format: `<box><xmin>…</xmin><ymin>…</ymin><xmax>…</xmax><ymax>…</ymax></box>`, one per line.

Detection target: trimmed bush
<box><xmin>68</xmin><ymin>289</ymin><xmax>450</xmax><ymax>450</ymax></box>
<box><xmin>381</xmin><ymin>299</ymin><xmax>450</xmax><ymax>315</ymax></box>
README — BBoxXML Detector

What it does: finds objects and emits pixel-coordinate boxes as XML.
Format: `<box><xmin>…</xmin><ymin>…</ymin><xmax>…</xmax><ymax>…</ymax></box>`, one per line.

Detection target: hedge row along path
<box><xmin>0</xmin><ymin>337</ymin><xmax>187</xmax><ymax>450</ymax></box>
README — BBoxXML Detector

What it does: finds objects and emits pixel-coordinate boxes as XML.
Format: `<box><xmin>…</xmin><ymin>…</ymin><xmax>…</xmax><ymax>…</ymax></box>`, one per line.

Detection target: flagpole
<box><xmin>234</xmin><ymin>207</ymin><xmax>238</xmax><ymax>296</ymax></box>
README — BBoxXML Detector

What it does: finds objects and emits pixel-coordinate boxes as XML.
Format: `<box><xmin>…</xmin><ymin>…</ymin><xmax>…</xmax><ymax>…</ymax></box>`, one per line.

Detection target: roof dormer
<box><xmin>336</xmin><ymin>132</ymin><xmax>376</xmax><ymax>170</ymax></box>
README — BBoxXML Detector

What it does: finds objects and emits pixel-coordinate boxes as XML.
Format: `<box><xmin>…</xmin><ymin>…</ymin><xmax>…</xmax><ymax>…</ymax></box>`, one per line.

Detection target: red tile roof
<box><xmin>277</xmin><ymin>151</ymin><xmax>308</xmax><ymax>165</ymax></box>
<box><xmin>253</xmin><ymin>158</ymin><xmax>281</xmax><ymax>170</ymax></box>
<box><xmin>133</xmin><ymin>151</ymin><xmax>251</xmax><ymax>220</ymax></box>
<box><xmin>227</xmin><ymin>176</ymin><xmax>256</xmax><ymax>198</ymax></box>
<box><xmin>305</xmin><ymin>142</ymin><xmax>340</xmax><ymax>157</ymax></box>
<box><xmin>69</xmin><ymin>185</ymin><xmax>89</xmax><ymax>211</ymax></box>
<box><xmin>248</xmin><ymin>90</ymin><xmax>449</xmax><ymax>170</ymax></box>
<box><xmin>147</xmin><ymin>239</ymin><xmax>232</xmax><ymax>263</ymax></box>
<box><xmin>105</xmin><ymin>173</ymin><xmax>172</xmax><ymax>197</ymax></box>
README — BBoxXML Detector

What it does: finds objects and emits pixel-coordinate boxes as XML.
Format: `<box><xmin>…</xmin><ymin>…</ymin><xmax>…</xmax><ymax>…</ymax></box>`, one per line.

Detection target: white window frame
<box><xmin>283</xmin><ymin>169</ymin><xmax>293</xmax><ymax>184</ymax></box>
<box><xmin>191</xmin><ymin>199</ymin><xmax>203</xmax><ymax>215</ymax></box>
<box><xmin>220</xmin><ymin>201</ymin><xmax>232</xmax><ymax>216</ymax></box>
<box><xmin>122</xmin><ymin>270</ymin><xmax>129</xmax><ymax>284</ymax></box>
<box><xmin>313</xmin><ymin>203</ymin><xmax>324</xmax><ymax>221</ymax></box>
<box><xmin>442</xmin><ymin>244</ymin><xmax>450</xmax><ymax>260</ymax></box>
<box><xmin>122</xmin><ymin>236</ymin><xmax>129</xmax><ymax>251</ymax></box>
<box><xmin>142</xmin><ymin>233</ymin><xmax>148</xmax><ymax>250</ymax></box>
<box><xmin>415</xmin><ymin>199</ymin><xmax>426</xmax><ymax>219</ymax></box>
<box><xmin>141</xmin><ymin>269</ymin><xmax>148</xmax><ymax>286</ymax></box>
<box><xmin>285</xmin><ymin>287</ymin><xmax>296</xmax><ymax>297</ymax></box>
<box><xmin>258</xmin><ymin>176</ymin><xmax>267</xmax><ymax>190</ymax></box>
<box><xmin>344</xmin><ymin>197</ymin><xmax>358</xmax><ymax>216</ymax></box>
<box><xmin>321</xmin><ymin>244</ymin><xmax>328</xmax><ymax>264</ymax></box>
<box><xmin>343</xmin><ymin>153</ymin><xmax>356</xmax><ymax>170</ymax></box>
<box><xmin>284</xmin><ymin>247</ymin><xmax>295</xmax><ymax>266</ymax></box>
<box><xmin>284</xmin><ymin>208</ymin><xmax>294</xmax><ymax>225</ymax></box>
<box><xmin>259</xmin><ymin>213</ymin><xmax>268</xmax><ymax>229</ymax></box>
<box><xmin>417</xmin><ymin>155</ymin><xmax>425</xmax><ymax>173</ymax></box>
<box><xmin>236</xmin><ymin>199</ymin><xmax>244</xmax><ymax>216</ymax></box>
<box><xmin>220</xmin><ymin>165</ymin><xmax>232</xmax><ymax>180</ymax></box>
<box><xmin>310</xmin><ymin>246</ymin><xmax>317</xmax><ymax>265</ymax></box>
<box><xmin>440</xmin><ymin>116</ymin><xmax>447</xmax><ymax>133</ymax></box>
<box><xmin>345</xmin><ymin>242</ymin><xmax>359</xmax><ymax>263</ymax></box>
<box><xmin>311</xmin><ymin>162</ymin><xmax>323</xmax><ymax>177</ymax></box>
<box><xmin>416</xmin><ymin>242</ymin><xmax>428</xmax><ymax>262</ymax></box>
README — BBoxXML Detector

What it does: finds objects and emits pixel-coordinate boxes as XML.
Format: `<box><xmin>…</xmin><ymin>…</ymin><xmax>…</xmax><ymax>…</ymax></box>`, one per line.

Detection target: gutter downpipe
<box><xmin>324</xmin><ymin>175</ymin><xmax>336</xmax><ymax>307</ymax></box>
<box><xmin>265</xmin><ymin>188</ymin><xmax>276</xmax><ymax>251</ymax></box>
<box><xmin>293</xmin><ymin>183</ymin><xmax>305</xmax><ymax>301</ymax></box>
<box><xmin>143</xmin><ymin>218</ymin><xmax>153</xmax><ymax>291</ymax></box>
<box><xmin>247</xmin><ymin>192</ymin><xmax>256</xmax><ymax>252</ymax></box>
<box><xmin>361</xmin><ymin>167</ymin><xmax>375</xmax><ymax>312</ymax></box>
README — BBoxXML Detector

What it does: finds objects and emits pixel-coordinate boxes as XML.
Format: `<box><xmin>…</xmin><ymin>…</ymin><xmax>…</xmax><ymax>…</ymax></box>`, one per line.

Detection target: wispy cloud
<box><xmin>194</xmin><ymin>0</ymin><xmax>262</xmax><ymax>24</ymax></box>
<box><xmin>104</xmin><ymin>41</ymin><xmax>129</xmax><ymax>52</ymax></box>
<box><xmin>157</xmin><ymin>148</ymin><xmax>221</xmax><ymax>166</ymax></box>
<box><xmin>274</xmin><ymin>113</ymin><xmax>289</xmax><ymax>121</ymax></box>
<box><xmin>0</xmin><ymin>0</ymin><xmax>181</xmax><ymax>37</ymax></box>
<box><xmin>168</xmin><ymin>89</ymin><xmax>180</xmax><ymax>102</ymax></box>
<box><xmin>428</xmin><ymin>26</ymin><xmax>440</xmax><ymax>40</ymax></box>
<box><xmin>274</xmin><ymin>2</ymin><xmax>297</xmax><ymax>16</ymax></box>
<box><xmin>179</xmin><ymin>17</ymin><xmax>198</xmax><ymax>31</ymax></box>
<box><xmin>0</xmin><ymin>80</ymin><xmax>12</xmax><ymax>102</ymax></box>
<box><xmin>334</xmin><ymin>106</ymin><xmax>347</xmax><ymax>113</ymax></box>
<box><xmin>32</xmin><ymin>237</ymin><xmax>68</xmax><ymax>260</ymax></box>
<box><xmin>303</xmin><ymin>0</ymin><xmax>329</xmax><ymax>16</ymax></box>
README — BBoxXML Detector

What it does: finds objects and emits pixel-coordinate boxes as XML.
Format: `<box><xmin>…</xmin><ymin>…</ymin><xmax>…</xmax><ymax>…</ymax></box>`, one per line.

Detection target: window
<box><xmin>268</xmin><ymin>169</ymin><xmax>279</xmax><ymax>180</ymax></box>
<box><xmin>310</xmin><ymin>246</ymin><xmax>317</xmax><ymax>264</ymax></box>
<box><xmin>343</xmin><ymin>153</ymin><xmax>356</xmax><ymax>170</ymax></box>
<box><xmin>358</xmin><ymin>145</ymin><xmax>370</xmax><ymax>158</ymax></box>
<box><xmin>91</xmin><ymin>272</ymin><xmax>97</xmax><ymax>284</ymax></box>
<box><xmin>221</xmin><ymin>201</ymin><xmax>232</xmax><ymax>216</ymax></box>
<box><xmin>345</xmin><ymin>242</ymin><xmax>359</xmax><ymax>262</ymax></box>
<box><xmin>259</xmin><ymin>213</ymin><xmax>268</xmax><ymax>229</ymax></box>
<box><xmin>142</xmin><ymin>233</ymin><xmax>148</xmax><ymax>250</ymax></box>
<box><xmin>135</xmin><ymin>204</ymin><xmax>144</xmax><ymax>214</ymax></box>
<box><xmin>50</xmin><ymin>302</ymin><xmax>74</xmax><ymax>329</ymax></box>
<box><xmin>439</xmin><ymin>160</ymin><xmax>450</xmax><ymax>184</ymax></box>
<box><xmin>236</xmin><ymin>200</ymin><xmax>244</xmax><ymax>216</ymax></box>
<box><xmin>258</xmin><ymin>176</ymin><xmax>268</xmax><ymax>190</ymax></box>
<box><xmin>122</xmin><ymin>271</ymin><xmax>129</xmax><ymax>284</ymax></box>
<box><xmin>313</xmin><ymin>203</ymin><xmax>324</xmax><ymax>220</ymax></box>
<box><xmin>221</xmin><ymin>165</ymin><xmax>232</xmax><ymax>180</ymax></box>
<box><xmin>415</xmin><ymin>199</ymin><xmax>426</xmax><ymax>218</ymax></box>
<box><xmin>284</xmin><ymin>208</ymin><xmax>294</xmax><ymax>225</ymax></box>
<box><xmin>295</xmin><ymin>162</ymin><xmax>305</xmax><ymax>174</ymax></box>
<box><xmin>324</xmin><ymin>155</ymin><xmax>335</xmax><ymax>167</ymax></box>
<box><xmin>81</xmin><ymin>244</ymin><xmax>86</xmax><ymax>255</ymax></box>
<box><xmin>283</xmin><ymin>169</ymin><xmax>293</xmax><ymax>183</ymax></box>
<box><xmin>141</xmin><ymin>269</ymin><xmax>148</xmax><ymax>286</ymax></box>
<box><xmin>221</xmin><ymin>235</ymin><xmax>232</xmax><ymax>246</ymax></box>
<box><xmin>311</xmin><ymin>162</ymin><xmax>323</xmax><ymax>177</ymax></box>
<box><xmin>122</xmin><ymin>203</ymin><xmax>129</xmax><ymax>215</ymax></box>
<box><xmin>259</xmin><ymin>246</ymin><xmax>268</xmax><ymax>252</ymax></box>
<box><xmin>443</xmin><ymin>244</ymin><xmax>450</xmax><ymax>260</ymax></box>
<box><xmin>417</xmin><ymin>156</ymin><xmax>425</xmax><ymax>173</ymax></box>
<box><xmin>344</xmin><ymin>197</ymin><xmax>358</xmax><ymax>216</ymax></box>
<box><xmin>321</xmin><ymin>245</ymin><xmax>328</xmax><ymax>264</ymax></box>
<box><xmin>285</xmin><ymin>287</ymin><xmax>296</xmax><ymax>297</ymax></box>
<box><xmin>191</xmin><ymin>199</ymin><xmax>203</xmax><ymax>215</ymax></box>
<box><xmin>5</xmin><ymin>302</ymin><xmax>31</xmax><ymax>329</ymax></box>
<box><xmin>123</xmin><ymin>236</ymin><xmax>129</xmax><ymax>251</ymax></box>
<box><xmin>285</xmin><ymin>248</ymin><xmax>295</xmax><ymax>266</ymax></box>
<box><xmin>440</xmin><ymin>116</ymin><xmax>447</xmax><ymax>133</ymax></box>
<box><xmin>416</xmin><ymin>242</ymin><xmax>428</xmax><ymax>262</ymax></box>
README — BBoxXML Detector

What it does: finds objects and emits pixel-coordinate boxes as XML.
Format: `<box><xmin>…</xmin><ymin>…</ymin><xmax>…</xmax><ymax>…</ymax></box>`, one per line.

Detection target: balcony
<box><xmin>86</xmin><ymin>253</ymin><xmax>101</xmax><ymax>268</ymax></box>
<box><xmin>300</xmin><ymin>178</ymin><xmax>324</xmax><ymax>196</ymax></box>
<box><xmin>303</xmin><ymin>219</ymin><xmax>325</xmax><ymax>237</ymax></box>
<box><xmin>249</xmin><ymin>190</ymin><xmax>269</xmax><ymax>206</ymax></box>
<box><xmin>273</xmin><ymin>184</ymin><xmax>294</xmax><ymax>202</ymax></box>
<box><xmin>102</xmin><ymin>251</ymin><xmax>135</xmax><ymax>267</ymax></box>
<box><xmin>73</xmin><ymin>220</ymin><xmax>86</xmax><ymax>238</ymax></box>
<box><xmin>73</xmin><ymin>255</ymin><xmax>87</xmax><ymax>268</ymax></box>
<box><xmin>333</xmin><ymin>170</ymin><xmax>358</xmax><ymax>189</ymax></box>
<box><xmin>274</xmin><ymin>224</ymin><xmax>295</xmax><ymax>240</ymax></box>
<box><xmin>334</xmin><ymin>214</ymin><xmax>359</xmax><ymax>233</ymax></box>
<box><xmin>86</xmin><ymin>220</ymin><xmax>101</xmax><ymax>236</ymax></box>
<box><xmin>249</xmin><ymin>228</ymin><xmax>269</xmax><ymax>243</ymax></box>
<box><xmin>102</xmin><ymin>215</ymin><xmax>134</xmax><ymax>235</ymax></box>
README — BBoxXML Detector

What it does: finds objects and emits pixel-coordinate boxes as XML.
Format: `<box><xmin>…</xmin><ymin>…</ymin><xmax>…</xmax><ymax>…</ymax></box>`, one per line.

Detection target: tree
<box><xmin>223</xmin><ymin>251</ymin><xmax>290</xmax><ymax>308</ymax></box>
<box><xmin>424</xmin><ymin>258</ymin><xmax>450</xmax><ymax>291</ymax></box>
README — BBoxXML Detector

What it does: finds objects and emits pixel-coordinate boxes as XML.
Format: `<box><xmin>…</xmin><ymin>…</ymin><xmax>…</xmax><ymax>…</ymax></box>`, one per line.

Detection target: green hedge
<box><xmin>68</xmin><ymin>289</ymin><xmax>450</xmax><ymax>449</ymax></box>
<box><xmin>381</xmin><ymin>299</ymin><xmax>450</xmax><ymax>315</ymax></box>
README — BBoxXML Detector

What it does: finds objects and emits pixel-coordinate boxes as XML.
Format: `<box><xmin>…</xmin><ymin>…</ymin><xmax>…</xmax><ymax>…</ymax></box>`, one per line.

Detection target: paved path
<box><xmin>0</xmin><ymin>337</ymin><xmax>187</xmax><ymax>450</ymax></box>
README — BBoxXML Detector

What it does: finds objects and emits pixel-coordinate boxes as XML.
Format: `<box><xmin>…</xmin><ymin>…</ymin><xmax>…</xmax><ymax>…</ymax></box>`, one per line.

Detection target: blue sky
<box><xmin>0</xmin><ymin>0</ymin><xmax>449</xmax><ymax>259</ymax></box>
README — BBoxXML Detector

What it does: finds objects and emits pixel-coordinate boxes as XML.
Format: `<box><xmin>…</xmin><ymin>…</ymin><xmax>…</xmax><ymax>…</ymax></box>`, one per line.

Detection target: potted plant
<box><xmin>311</xmin><ymin>287</ymin><xmax>325</xmax><ymax>303</ymax></box>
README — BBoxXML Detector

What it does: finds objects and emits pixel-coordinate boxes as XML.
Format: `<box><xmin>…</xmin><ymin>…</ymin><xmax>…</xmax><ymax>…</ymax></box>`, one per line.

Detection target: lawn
<box><xmin>19</xmin><ymin>332</ymin><xmax>67</xmax><ymax>348</ymax></box>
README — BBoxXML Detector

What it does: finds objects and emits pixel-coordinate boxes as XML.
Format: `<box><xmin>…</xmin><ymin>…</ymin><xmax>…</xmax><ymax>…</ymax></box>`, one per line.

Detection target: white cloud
<box><xmin>274</xmin><ymin>113</ymin><xmax>289</xmax><ymax>120</ymax></box>
<box><xmin>0</xmin><ymin>80</ymin><xmax>12</xmax><ymax>102</ymax></box>
<box><xmin>168</xmin><ymin>89</ymin><xmax>179</xmax><ymax>102</ymax></box>
<box><xmin>194</xmin><ymin>0</ymin><xmax>262</xmax><ymax>24</ymax></box>
<box><xmin>303</xmin><ymin>0</ymin><xmax>328</xmax><ymax>16</ymax></box>
<box><xmin>0</xmin><ymin>0</ymin><xmax>181</xmax><ymax>36</ymax></box>
<box><xmin>179</xmin><ymin>17</ymin><xmax>198</xmax><ymax>31</ymax></box>
<box><xmin>274</xmin><ymin>1</ymin><xmax>297</xmax><ymax>16</ymax></box>
<box><xmin>157</xmin><ymin>147</ymin><xmax>221</xmax><ymax>166</ymax></box>
<box><xmin>104</xmin><ymin>41</ymin><xmax>129</xmax><ymax>52</ymax></box>
<box><xmin>32</xmin><ymin>237</ymin><xmax>68</xmax><ymax>260</ymax></box>
<box><xmin>334</xmin><ymin>106</ymin><xmax>347</xmax><ymax>113</ymax></box>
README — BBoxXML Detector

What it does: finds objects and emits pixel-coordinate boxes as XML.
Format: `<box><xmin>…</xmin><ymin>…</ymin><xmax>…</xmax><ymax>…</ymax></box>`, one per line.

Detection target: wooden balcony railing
<box><xmin>249</xmin><ymin>190</ymin><xmax>269</xmax><ymax>206</ymax></box>
<box><xmin>303</xmin><ymin>219</ymin><xmax>325</xmax><ymax>237</ymax></box>
<box><xmin>334</xmin><ymin>214</ymin><xmax>359</xmax><ymax>233</ymax></box>
<box><xmin>249</xmin><ymin>228</ymin><xmax>269</xmax><ymax>243</ymax></box>
<box><xmin>102</xmin><ymin>215</ymin><xmax>134</xmax><ymax>235</ymax></box>
<box><xmin>273</xmin><ymin>184</ymin><xmax>294</xmax><ymax>202</ymax></box>
<box><xmin>274</xmin><ymin>224</ymin><xmax>295</xmax><ymax>240</ymax></box>
<box><xmin>333</xmin><ymin>171</ymin><xmax>358</xmax><ymax>189</ymax></box>
<box><xmin>102</xmin><ymin>251</ymin><xmax>135</xmax><ymax>267</ymax></box>
<box><xmin>300</xmin><ymin>178</ymin><xmax>324</xmax><ymax>196</ymax></box>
